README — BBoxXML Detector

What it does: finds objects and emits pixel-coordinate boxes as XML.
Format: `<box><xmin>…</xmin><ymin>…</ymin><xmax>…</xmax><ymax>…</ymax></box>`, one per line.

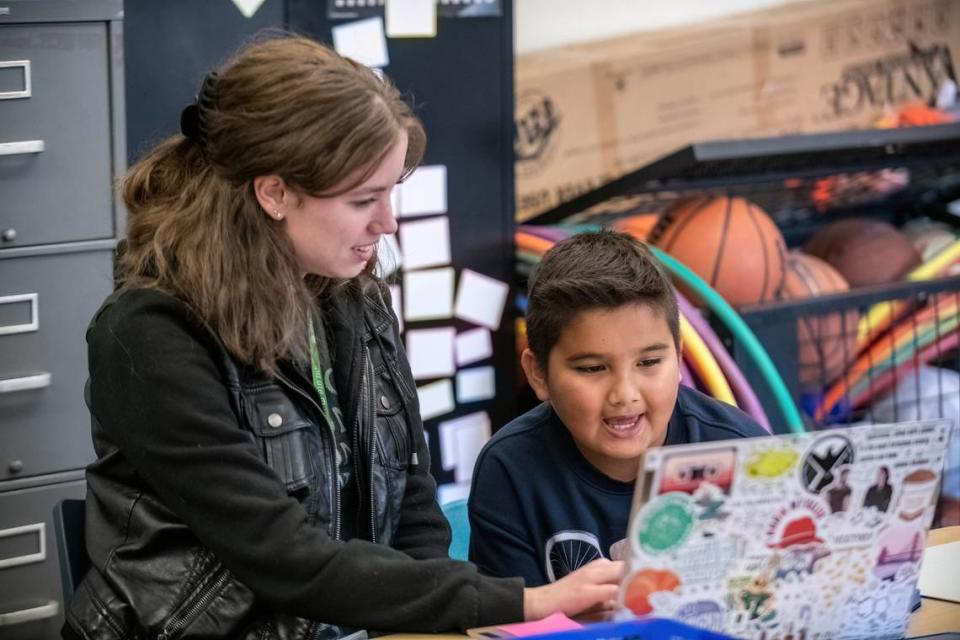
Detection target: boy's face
<box><xmin>522</xmin><ymin>302</ymin><xmax>681</xmax><ymax>482</ymax></box>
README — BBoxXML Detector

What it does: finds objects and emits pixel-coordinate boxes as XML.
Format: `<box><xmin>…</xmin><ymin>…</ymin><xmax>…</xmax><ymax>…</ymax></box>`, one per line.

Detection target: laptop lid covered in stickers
<box><xmin>617</xmin><ymin>419</ymin><xmax>952</xmax><ymax>640</ymax></box>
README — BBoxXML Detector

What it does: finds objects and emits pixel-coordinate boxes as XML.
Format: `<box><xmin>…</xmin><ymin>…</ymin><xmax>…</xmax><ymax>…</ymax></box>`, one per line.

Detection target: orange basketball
<box><xmin>804</xmin><ymin>218</ymin><xmax>921</xmax><ymax>288</ymax></box>
<box><xmin>647</xmin><ymin>196</ymin><xmax>787</xmax><ymax>307</ymax></box>
<box><xmin>612</xmin><ymin>213</ymin><xmax>659</xmax><ymax>242</ymax></box>
<box><xmin>780</xmin><ymin>251</ymin><xmax>859</xmax><ymax>390</ymax></box>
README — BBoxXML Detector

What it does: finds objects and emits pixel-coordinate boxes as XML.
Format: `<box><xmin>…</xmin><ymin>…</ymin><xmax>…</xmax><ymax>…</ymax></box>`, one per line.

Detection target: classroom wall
<box><xmin>515</xmin><ymin>0</ymin><xmax>806</xmax><ymax>54</ymax></box>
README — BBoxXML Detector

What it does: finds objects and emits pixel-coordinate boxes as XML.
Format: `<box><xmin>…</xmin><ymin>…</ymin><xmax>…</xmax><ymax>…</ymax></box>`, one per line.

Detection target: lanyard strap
<box><xmin>308</xmin><ymin>318</ymin><xmax>333</xmax><ymax>426</ymax></box>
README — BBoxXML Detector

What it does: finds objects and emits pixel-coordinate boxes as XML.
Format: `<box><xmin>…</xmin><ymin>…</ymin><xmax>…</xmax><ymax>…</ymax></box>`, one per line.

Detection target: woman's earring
<box><xmin>273</xmin><ymin>209</ymin><xmax>283</xmax><ymax>220</ymax></box>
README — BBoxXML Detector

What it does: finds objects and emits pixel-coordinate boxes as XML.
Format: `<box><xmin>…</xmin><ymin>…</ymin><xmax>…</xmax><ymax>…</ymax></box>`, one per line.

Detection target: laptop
<box><xmin>618</xmin><ymin>419</ymin><xmax>952</xmax><ymax>640</ymax></box>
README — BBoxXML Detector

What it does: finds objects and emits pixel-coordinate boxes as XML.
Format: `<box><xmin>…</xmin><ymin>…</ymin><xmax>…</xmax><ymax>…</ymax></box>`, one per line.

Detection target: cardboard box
<box><xmin>515</xmin><ymin>0</ymin><xmax>960</xmax><ymax>222</ymax></box>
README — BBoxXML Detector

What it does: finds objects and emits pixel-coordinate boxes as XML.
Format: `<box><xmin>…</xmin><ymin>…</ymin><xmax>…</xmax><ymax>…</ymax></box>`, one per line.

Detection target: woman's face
<box><xmin>282</xmin><ymin>134</ymin><xmax>406</xmax><ymax>279</ymax></box>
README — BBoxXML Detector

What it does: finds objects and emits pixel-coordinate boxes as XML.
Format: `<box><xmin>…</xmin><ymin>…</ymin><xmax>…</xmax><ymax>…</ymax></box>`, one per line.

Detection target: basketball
<box><xmin>612</xmin><ymin>213</ymin><xmax>659</xmax><ymax>241</ymax></box>
<box><xmin>804</xmin><ymin>218</ymin><xmax>921</xmax><ymax>288</ymax></box>
<box><xmin>647</xmin><ymin>196</ymin><xmax>787</xmax><ymax>307</ymax></box>
<box><xmin>780</xmin><ymin>251</ymin><xmax>859</xmax><ymax>390</ymax></box>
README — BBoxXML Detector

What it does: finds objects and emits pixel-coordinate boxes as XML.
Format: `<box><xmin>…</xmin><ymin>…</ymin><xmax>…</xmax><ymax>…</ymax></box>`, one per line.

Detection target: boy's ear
<box><xmin>520</xmin><ymin>348</ymin><xmax>550</xmax><ymax>403</ymax></box>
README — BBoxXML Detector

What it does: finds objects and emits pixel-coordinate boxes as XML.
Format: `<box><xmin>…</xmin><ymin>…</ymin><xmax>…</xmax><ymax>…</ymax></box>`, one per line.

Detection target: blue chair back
<box><xmin>53</xmin><ymin>499</ymin><xmax>89</xmax><ymax>603</ymax></box>
<box><xmin>440</xmin><ymin>498</ymin><xmax>471</xmax><ymax>560</ymax></box>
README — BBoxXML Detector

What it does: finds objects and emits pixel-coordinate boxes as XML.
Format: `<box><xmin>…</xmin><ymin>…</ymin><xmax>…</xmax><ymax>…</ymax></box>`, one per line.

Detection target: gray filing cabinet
<box><xmin>0</xmin><ymin>1</ymin><xmax>124</xmax><ymax>636</ymax></box>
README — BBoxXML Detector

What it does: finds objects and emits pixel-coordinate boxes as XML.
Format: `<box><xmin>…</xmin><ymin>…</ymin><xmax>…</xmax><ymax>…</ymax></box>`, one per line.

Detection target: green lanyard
<box><xmin>307</xmin><ymin>318</ymin><xmax>333</xmax><ymax>426</ymax></box>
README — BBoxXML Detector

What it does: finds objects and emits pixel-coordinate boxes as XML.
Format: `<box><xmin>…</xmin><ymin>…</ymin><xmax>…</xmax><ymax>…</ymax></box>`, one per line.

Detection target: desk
<box><xmin>388</xmin><ymin>528</ymin><xmax>960</xmax><ymax>640</ymax></box>
<box><xmin>907</xmin><ymin>526</ymin><xmax>960</xmax><ymax>637</ymax></box>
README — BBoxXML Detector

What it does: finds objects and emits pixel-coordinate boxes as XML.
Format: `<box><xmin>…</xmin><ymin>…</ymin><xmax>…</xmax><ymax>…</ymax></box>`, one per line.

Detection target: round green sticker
<box><xmin>636</xmin><ymin>493</ymin><xmax>695</xmax><ymax>554</ymax></box>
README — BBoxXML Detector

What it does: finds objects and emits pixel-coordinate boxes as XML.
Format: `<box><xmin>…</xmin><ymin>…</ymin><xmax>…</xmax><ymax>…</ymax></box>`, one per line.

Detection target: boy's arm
<box><xmin>469</xmin><ymin>448</ymin><xmax>549</xmax><ymax>586</ymax></box>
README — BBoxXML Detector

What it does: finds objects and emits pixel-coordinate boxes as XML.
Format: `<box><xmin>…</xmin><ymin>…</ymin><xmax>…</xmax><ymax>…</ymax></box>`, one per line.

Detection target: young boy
<box><xmin>469</xmin><ymin>230</ymin><xmax>768</xmax><ymax>586</ymax></box>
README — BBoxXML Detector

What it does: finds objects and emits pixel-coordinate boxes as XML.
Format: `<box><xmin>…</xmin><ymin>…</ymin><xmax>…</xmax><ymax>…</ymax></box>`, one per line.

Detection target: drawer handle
<box><xmin>0</xmin><ymin>60</ymin><xmax>31</xmax><ymax>100</ymax></box>
<box><xmin>0</xmin><ymin>522</ymin><xmax>45</xmax><ymax>569</ymax></box>
<box><xmin>0</xmin><ymin>293</ymin><xmax>39</xmax><ymax>335</ymax></box>
<box><xmin>0</xmin><ymin>372</ymin><xmax>51</xmax><ymax>394</ymax></box>
<box><xmin>0</xmin><ymin>601</ymin><xmax>60</xmax><ymax>626</ymax></box>
<box><xmin>0</xmin><ymin>140</ymin><xmax>45</xmax><ymax>156</ymax></box>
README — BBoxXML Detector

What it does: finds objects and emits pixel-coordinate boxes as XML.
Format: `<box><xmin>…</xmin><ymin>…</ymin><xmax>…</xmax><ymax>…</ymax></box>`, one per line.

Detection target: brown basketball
<box><xmin>780</xmin><ymin>251</ymin><xmax>859</xmax><ymax>390</ymax></box>
<box><xmin>804</xmin><ymin>218</ymin><xmax>921</xmax><ymax>288</ymax></box>
<box><xmin>647</xmin><ymin>196</ymin><xmax>787</xmax><ymax>307</ymax></box>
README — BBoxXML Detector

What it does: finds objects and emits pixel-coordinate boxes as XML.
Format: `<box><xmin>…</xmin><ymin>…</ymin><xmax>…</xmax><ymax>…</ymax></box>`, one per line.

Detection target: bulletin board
<box><xmin>124</xmin><ymin>0</ymin><xmax>517</xmax><ymax>497</ymax></box>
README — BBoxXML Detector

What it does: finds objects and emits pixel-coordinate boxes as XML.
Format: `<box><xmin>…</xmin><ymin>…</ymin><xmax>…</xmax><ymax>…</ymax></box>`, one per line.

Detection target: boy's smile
<box><xmin>522</xmin><ymin>302</ymin><xmax>681</xmax><ymax>482</ymax></box>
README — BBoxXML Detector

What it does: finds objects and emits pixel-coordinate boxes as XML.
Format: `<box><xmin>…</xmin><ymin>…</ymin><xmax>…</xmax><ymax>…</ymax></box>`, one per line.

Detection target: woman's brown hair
<box><xmin>119</xmin><ymin>35</ymin><xmax>425</xmax><ymax>373</ymax></box>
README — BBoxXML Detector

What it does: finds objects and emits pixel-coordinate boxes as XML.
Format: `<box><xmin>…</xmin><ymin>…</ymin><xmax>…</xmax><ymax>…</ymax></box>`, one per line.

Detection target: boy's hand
<box><xmin>522</xmin><ymin>559</ymin><xmax>624</xmax><ymax>620</ymax></box>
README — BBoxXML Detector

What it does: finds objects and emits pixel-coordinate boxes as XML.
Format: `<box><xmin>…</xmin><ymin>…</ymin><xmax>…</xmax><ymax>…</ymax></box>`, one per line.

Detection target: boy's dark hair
<box><xmin>526</xmin><ymin>230</ymin><xmax>680</xmax><ymax>366</ymax></box>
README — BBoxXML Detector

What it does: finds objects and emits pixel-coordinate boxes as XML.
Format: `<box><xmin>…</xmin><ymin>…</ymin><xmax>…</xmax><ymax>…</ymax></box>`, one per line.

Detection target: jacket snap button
<box><xmin>267</xmin><ymin>413</ymin><xmax>283</xmax><ymax>428</ymax></box>
<box><xmin>379</xmin><ymin>395</ymin><xmax>390</xmax><ymax>410</ymax></box>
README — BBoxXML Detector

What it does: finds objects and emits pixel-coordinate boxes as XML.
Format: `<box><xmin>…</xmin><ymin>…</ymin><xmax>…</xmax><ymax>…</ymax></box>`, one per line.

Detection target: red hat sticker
<box><xmin>768</xmin><ymin>515</ymin><xmax>825</xmax><ymax>549</ymax></box>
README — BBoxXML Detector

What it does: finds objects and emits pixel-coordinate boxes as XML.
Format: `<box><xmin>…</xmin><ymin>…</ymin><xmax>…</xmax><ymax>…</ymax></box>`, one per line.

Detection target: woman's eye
<box><xmin>352</xmin><ymin>198</ymin><xmax>377</xmax><ymax>208</ymax></box>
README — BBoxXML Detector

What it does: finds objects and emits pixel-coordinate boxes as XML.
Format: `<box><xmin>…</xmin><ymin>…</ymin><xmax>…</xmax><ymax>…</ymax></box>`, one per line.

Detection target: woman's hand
<box><xmin>522</xmin><ymin>559</ymin><xmax>624</xmax><ymax>620</ymax></box>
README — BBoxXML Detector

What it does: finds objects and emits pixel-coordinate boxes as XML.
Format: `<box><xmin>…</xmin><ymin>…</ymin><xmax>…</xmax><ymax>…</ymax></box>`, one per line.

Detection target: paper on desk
<box><xmin>399</xmin><ymin>216</ymin><xmax>450</xmax><ymax>270</ymax></box>
<box><xmin>385</xmin><ymin>0</ymin><xmax>437</xmax><ymax>37</ymax></box>
<box><xmin>416</xmin><ymin>379</ymin><xmax>454</xmax><ymax>421</ymax></box>
<box><xmin>331</xmin><ymin>17</ymin><xmax>389</xmax><ymax>68</ymax></box>
<box><xmin>454</xmin><ymin>269</ymin><xmax>509</xmax><ymax>330</ymax></box>
<box><xmin>495</xmin><ymin>613</ymin><xmax>583</xmax><ymax>637</ymax></box>
<box><xmin>918</xmin><ymin>540</ymin><xmax>960</xmax><ymax>603</ymax></box>
<box><xmin>406</xmin><ymin>327</ymin><xmax>455</xmax><ymax>380</ymax></box>
<box><xmin>399</xmin><ymin>165</ymin><xmax>446</xmax><ymax>217</ymax></box>
<box><xmin>403</xmin><ymin>267</ymin><xmax>454</xmax><ymax>321</ymax></box>
<box><xmin>457</xmin><ymin>366</ymin><xmax>495</xmax><ymax>403</ymax></box>
<box><xmin>456</xmin><ymin>327</ymin><xmax>493</xmax><ymax>366</ymax></box>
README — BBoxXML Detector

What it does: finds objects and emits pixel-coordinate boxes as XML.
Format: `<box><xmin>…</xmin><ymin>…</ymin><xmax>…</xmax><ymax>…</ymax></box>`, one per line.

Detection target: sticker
<box><xmin>634</xmin><ymin>493</ymin><xmax>695</xmax><ymax>555</ymax></box>
<box><xmin>746</xmin><ymin>448</ymin><xmax>799</xmax><ymax>479</ymax></box>
<box><xmin>896</xmin><ymin>468</ymin><xmax>938</xmax><ymax>521</ymax></box>
<box><xmin>862</xmin><ymin>465</ymin><xmax>894</xmax><ymax>513</ymax></box>
<box><xmin>801</xmin><ymin>434</ymin><xmax>854</xmax><ymax>494</ymax></box>
<box><xmin>675</xmin><ymin>600</ymin><xmax>725</xmax><ymax>632</ymax></box>
<box><xmin>623</xmin><ymin>568</ymin><xmax>681</xmax><ymax>615</ymax></box>
<box><xmin>874</xmin><ymin>522</ymin><xmax>925</xmax><ymax>581</ymax></box>
<box><xmin>765</xmin><ymin>499</ymin><xmax>828</xmax><ymax>550</ymax></box>
<box><xmin>660</xmin><ymin>447</ymin><xmax>736</xmax><ymax>495</ymax></box>
<box><xmin>673</xmin><ymin>537</ymin><xmax>740</xmax><ymax>583</ymax></box>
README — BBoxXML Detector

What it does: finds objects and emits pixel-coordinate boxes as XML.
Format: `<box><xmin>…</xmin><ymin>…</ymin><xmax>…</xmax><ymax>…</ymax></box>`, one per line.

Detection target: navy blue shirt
<box><xmin>468</xmin><ymin>386</ymin><xmax>768</xmax><ymax>586</ymax></box>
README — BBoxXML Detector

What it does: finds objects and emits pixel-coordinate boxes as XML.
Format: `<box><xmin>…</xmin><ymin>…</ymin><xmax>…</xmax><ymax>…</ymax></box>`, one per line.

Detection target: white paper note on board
<box><xmin>416</xmin><ymin>379</ymin><xmax>455</xmax><ymax>421</ymax></box>
<box><xmin>406</xmin><ymin>327</ymin><xmax>456</xmax><ymax>380</ymax></box>
<box><xmin>332</xmin><ymin>17</ymin><xmax>389</xmax><ymax>68</ymax></box>
<box><xmin>456</xmin><ymin>366</ymin><xmax>496</xmax><ymax>403</ymax></box>
<box><xmin>385</xmin><ymin>0</ymin><xmax>437</xmax><ymax>37</ymax></box>
<box><xmin>399</xmin><ymin>216</ymin><xmax>451</xmax><ymax>270</ymax></box>
<box><xmin>403</xmin><ymin>267</ymin><xmax>454</xmax><ymax>321</ymax></box>
<box><xmin>437</xmin><ymin>481</ymin><xmax>471</xmax><ymax>505</ymax></box>
<box><xmin>439</xmin><ymin>411</ymin><xmax>491</xmax><ymax>479</ymax></box>
<box><xmin>454</xmin><ymin>269</ymin><xmax>509</xmax><ymax>330</ymax></box>
<box><xmin>388</xmin><ymin>284</ymin><xmax>403</xmax><ymax>333</ymax></box>
<box><xmin>399</xmin><ymin>165</ymin><xmax>446</xmax><ymax>217</ymax></box>
<box><xmin>378</xmin><ymin>233</ymin><xmax>403</xmax><ymax>277</ymax></box>
<box><xmin>455</xmin><ymin>327</ymin><xmax>493</xmax><ymax>366</ymax></box>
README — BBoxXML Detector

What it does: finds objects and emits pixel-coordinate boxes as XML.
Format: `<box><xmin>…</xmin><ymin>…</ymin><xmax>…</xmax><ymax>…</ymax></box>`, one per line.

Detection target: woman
<box><xmin>64</xmin><ymin>36</ymin><xmax>620</xmax><ymax>640</ymax></box>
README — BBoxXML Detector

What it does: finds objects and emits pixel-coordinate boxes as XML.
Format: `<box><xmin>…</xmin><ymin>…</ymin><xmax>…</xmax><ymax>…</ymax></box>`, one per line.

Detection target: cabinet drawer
<box><xmin>0</xmin><ymin>22</ymin><xmax>115</xmax><ymax>248</ymax></box>
<box><xmin>0</xmin><ymin>249</ymin><xmax>113</xmax><ymax>480</ymax></box>
<box><xmin>0</xmin><ymin>479</ymin><xmax>85</xmax><ymax>639</ymax></box>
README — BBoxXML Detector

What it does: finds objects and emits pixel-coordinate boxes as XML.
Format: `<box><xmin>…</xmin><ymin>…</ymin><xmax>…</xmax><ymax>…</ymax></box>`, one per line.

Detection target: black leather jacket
<box><xmin>66</xmin><ymin>282</ymin><xmax>522</xmax><ymax>639</ymax></box>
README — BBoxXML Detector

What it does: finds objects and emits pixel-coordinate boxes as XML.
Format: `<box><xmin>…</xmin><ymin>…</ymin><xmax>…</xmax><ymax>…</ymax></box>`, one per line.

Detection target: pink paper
<box><xmin>496</xmin><ymin>612</ymin><xmax>583</xmax><ymax>637</ymax></box>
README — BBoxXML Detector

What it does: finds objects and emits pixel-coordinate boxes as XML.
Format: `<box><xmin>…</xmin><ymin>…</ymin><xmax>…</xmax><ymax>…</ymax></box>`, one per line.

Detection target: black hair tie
<box><xmin>180</xmin><ymin>71</ymin><xmax>219</xmax><ymax>148</ymax></box>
